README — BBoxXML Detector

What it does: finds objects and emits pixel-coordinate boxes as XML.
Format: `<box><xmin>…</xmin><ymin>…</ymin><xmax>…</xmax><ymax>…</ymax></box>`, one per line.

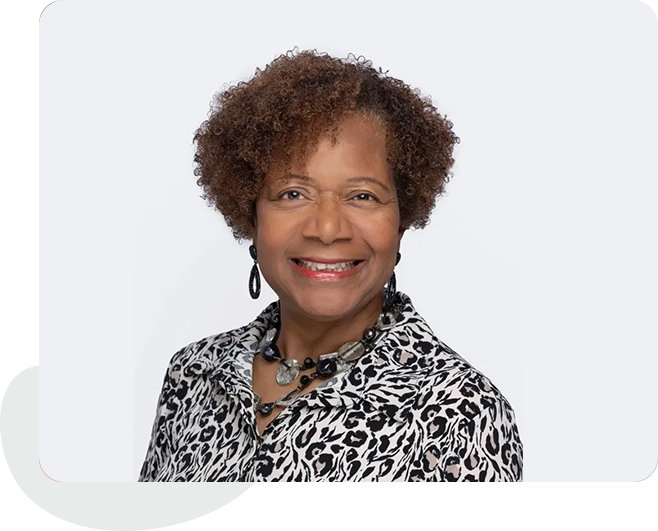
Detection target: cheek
<box><xmin>359</xmin><ymin>213</ymin><xmax>400</xmax><ymax>250</ymax></box>
<box><xmin>254</xmin><ymin>214</ymin><xmax>291</xmax><ymax>268</ymax></box>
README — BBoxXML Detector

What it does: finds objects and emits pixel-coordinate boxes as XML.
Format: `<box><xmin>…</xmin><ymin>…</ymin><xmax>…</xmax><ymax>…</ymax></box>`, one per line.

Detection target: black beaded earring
<box><xmin>385</xmin><ymin>252</ymin><xmax>401</xmax><ymax>309</ymax></box>
<box><xmin>249</xmin><ymin>244</ymin><xmax>261</xmax><ymax>299</ymax></box>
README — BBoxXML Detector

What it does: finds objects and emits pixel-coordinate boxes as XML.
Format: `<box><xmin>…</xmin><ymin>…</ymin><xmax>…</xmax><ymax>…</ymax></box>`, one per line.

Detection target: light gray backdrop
<box><xmin>40</xmin><ymin>0</ymin><xmax>657</xmax><ymax>482</ymax></box>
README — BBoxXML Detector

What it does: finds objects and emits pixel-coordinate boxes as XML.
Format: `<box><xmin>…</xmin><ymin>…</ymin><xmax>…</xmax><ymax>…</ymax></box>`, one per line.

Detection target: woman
<box><xmin>138</xmin><ymin>49</ymin><xmax>523</xmax><ymax>482</ymax></box>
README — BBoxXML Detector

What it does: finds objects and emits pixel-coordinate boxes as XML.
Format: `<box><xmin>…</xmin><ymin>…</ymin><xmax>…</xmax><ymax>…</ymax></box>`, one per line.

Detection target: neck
<box><xmin>275</xmin><ymin>291</ymin><xmax>386</xmax><ymax>363</ymax></box>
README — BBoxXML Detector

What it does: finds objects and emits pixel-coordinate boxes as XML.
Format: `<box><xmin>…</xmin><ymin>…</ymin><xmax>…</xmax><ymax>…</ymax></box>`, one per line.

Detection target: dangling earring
<box><xmin>249</xmin><ymin>244</ymin><xmax>261</xmax><ymax>299</ymax></box>
<box><xmin>385</xmin><ymin>252</ymin><xmax>401</xmax><ymax>309</ymax></box>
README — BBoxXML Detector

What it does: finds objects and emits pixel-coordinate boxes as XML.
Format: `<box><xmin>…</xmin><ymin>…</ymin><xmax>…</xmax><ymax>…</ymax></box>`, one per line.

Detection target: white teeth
<box><xmin>297</xmin><ymin>260</ymin><xmax>358</xmax><ymax>272</ymax></box>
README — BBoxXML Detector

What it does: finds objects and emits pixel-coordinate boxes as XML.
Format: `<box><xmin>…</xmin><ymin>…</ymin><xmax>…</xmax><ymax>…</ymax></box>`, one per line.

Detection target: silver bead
<box><xmin>338</xmin><ymin>341</ymin><xmax>366</xmax><ymax>362</ymax></box>
<box><xmin>376</xmin><ymin>311</ymin><xmax>397</xmax><ymax>331</ymax></box>
<box><xmin>258</xmin><ymin>328</ymin><xmax>277</xmax><ymax>351</ymax></box>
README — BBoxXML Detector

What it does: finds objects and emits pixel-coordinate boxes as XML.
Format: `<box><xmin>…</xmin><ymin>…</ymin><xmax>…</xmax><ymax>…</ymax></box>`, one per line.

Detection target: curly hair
<box><xmin>193</xmin><ymin>48</ymin><xmax>460</xmax><ymax>243</ymax></box>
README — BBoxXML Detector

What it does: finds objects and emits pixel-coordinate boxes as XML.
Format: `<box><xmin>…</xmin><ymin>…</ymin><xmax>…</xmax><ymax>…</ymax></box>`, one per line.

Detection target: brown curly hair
<box><xmin>193</xmin><ymin>48</ymin><xmax>460</xmax><ymax>243</ymax></box>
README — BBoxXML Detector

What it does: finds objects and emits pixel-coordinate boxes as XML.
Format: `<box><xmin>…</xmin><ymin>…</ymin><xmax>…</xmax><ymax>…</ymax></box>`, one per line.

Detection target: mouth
<box><xmin>290</xmin><ymin>258</ymin><xmax>366</xmax><ymax>279</ymax></box>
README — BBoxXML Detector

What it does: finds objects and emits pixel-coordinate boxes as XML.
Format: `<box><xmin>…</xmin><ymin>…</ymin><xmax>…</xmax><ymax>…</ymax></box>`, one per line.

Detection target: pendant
<box><xmin>276</xmin><ymin>358</ymin><xmax>301</xmax><ymax>385</ymax></box>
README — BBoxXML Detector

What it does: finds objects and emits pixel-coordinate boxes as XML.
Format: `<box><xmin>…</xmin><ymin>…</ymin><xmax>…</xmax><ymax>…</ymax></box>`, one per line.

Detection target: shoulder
<box><xmin>382</xmin><ymin>295</ymin><xmax>518</xmax><ymax>428</ymax></box>
<box><xmin>395</xmin><ymin>329</ymin><xmax>519</xmax><ymax>439</ymax></box>
<box><xmin>162</xmin><ymin>300</ymin><xmax>279</xmax><ymax>383</ymax></box>
<box><xmin>407</xmin><ymin>337</ymin><xmax>523</xmax><ymax>480</ymax></box>
<box><xmin>425</xmin><ymin>339</ymin><xmax>512</xmax><ymax>410</ymax></box>
<box><xmin>161</xmin><ymin>324</ymin><xmax>250</xmax><ymax>387</ymax></box>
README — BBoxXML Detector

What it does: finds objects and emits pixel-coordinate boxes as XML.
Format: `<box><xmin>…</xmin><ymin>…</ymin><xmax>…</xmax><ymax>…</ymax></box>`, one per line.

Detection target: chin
<box><xmin>292</xmin><ymin>290</ymin><xmax>361</xmax><ymax>320</ymax></box>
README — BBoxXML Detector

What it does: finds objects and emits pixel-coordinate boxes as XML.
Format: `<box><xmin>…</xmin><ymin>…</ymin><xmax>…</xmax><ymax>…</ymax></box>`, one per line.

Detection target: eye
<box><xmin>352</xmin><ymin>192</ymin><xmax>377</xmax><ymax>201</ymax></box>
<box><xmin>279</xmin><ymin>190</ymin><xmax>304</xmax><ymax>200</ymax></box>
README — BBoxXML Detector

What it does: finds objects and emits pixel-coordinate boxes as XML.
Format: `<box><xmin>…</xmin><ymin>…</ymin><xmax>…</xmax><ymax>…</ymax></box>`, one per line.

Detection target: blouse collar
<box><xmin>190</xmin><ymin>291</ymin><xmax>438</xmax><ymax>430</ymax></box>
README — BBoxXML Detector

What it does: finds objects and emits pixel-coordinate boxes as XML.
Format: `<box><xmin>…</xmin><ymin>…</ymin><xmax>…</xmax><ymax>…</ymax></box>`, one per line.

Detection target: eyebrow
<box><xmin>274</xmin><ymin>173</ymin><xmax>391</xmax><ymax>192</ymax></box>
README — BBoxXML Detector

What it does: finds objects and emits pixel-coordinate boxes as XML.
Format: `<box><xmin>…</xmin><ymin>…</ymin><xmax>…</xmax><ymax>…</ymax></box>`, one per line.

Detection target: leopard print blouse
<box><xmin>138</xmin><ymin>291</ymin><xmax>523</xmax><ymax>481</ymax></box>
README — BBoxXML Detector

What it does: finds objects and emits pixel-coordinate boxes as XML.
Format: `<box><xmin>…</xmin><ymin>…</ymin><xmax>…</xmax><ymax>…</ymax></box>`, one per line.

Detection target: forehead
<box><xmin>267</xmin><ymin>114</ymin><xmax>393</xmax><ymax>183</ymax></box>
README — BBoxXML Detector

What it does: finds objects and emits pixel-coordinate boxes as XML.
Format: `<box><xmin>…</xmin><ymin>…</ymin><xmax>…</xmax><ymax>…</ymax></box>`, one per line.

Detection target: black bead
<box><xmin>249</xmin><ymin>244</ymin><xmax>257</xmax><ymax>260</ymax></box>
<box><xmin>303</xmin><ymin>357</ymin><xmax>315</xmax><ymax>368</ymax></box>
<box><xmin>260</xmin><ymin>343</ymin><xmax>281</xmax><ymax>362</ymax></box>
<box><xmin>299</xmin><ymin>375</ymin><xmax>311</xmax><ymax>386</ymax></box>
<box><xmin>316</xmin><ymin>358</ymin><xmax>337</xmax><ymax>377</ymax></box>
<box><xmin>259</xmin><ymin>403</ymin><xmax>273</xmax><ymax>415</ymax></box>
<box><xmin>362</xmin><ymin>328</ymin><xmax>376</xmax><ymax>342</ymax></box>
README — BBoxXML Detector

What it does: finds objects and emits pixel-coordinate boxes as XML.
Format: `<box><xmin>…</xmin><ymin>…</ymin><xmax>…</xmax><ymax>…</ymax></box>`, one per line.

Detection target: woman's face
<box><xmin>253</xmin><ymin>113</ymin><xmax>405</xmax><ymax>321</ymax></box>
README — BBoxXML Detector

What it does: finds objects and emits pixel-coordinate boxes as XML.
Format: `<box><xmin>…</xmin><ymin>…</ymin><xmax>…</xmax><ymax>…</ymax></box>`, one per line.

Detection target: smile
<box><xmin>290</xmin><ymin>258</ymin><xmax>365</xmax><ymax>280</ymax></box>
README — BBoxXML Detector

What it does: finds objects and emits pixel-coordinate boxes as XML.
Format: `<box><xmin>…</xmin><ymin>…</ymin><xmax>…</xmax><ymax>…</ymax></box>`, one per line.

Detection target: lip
<box><xmin>290</xmin><ymin>258</ymin><xmax>365</xmax><ymax>281</ymax></box>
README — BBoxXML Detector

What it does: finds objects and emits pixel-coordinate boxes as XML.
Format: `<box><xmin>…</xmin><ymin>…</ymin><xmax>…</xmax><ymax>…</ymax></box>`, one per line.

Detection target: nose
<box><xmin>301</xmin><ymin>192</ymin><xmax>354</xmax><ymax>244</ymax></box>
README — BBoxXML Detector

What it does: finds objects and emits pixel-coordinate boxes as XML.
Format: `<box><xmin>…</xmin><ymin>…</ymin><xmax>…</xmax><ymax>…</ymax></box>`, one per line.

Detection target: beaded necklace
<box><xmin>254</xmin><ymin>301</ymin><xmax>401</xmax><ymax>416</ymax></box>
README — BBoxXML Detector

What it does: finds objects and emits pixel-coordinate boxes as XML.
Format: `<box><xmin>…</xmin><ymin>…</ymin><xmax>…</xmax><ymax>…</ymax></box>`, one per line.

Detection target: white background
<box><xmin>35</xmin><ymin>0</ymin><xmax>658</xmax><ymax>483</ymax></box>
